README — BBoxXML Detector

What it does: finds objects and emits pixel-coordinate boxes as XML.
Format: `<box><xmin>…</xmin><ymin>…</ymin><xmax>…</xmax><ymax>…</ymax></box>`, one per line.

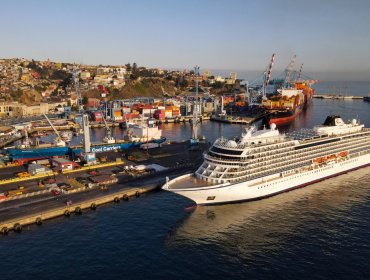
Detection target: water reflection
<box><xmin>167</xmin><ymin>167</ymin><xmax>370</xmax><ymax>258</ymax></box>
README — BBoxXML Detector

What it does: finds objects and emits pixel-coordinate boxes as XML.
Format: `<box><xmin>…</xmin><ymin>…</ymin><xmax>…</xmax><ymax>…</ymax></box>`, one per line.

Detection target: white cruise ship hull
<box><xmin>164</xmin><ymin>154</ymin><xmax>370</xmax><ymax>205</ymax></box>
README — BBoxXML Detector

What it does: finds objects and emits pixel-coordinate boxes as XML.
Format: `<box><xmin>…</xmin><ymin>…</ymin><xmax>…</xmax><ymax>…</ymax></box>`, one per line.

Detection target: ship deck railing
<box><xmin>167</xmin><ymin>174</ymin><xmax>214</xmax><ymax>190</ymax></box>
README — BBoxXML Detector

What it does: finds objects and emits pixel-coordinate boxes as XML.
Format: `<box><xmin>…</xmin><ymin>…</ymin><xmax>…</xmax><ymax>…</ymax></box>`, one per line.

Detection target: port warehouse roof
<box><xmin>52</xmin><ymin>158</ymin><xmax>74</xmax><ymax>164</ymax></box>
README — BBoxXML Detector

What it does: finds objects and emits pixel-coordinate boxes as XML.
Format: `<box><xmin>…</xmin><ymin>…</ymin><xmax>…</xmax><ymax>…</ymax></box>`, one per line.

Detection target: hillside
<box><xmin>16</xmin><ymin>89</ymin><xmax>43</xmax><ymax>105</ymax></box>
<box><xmin>82</xmin><ymin>78</ymin><xmax>178</xmax><ymax>100</ymax></box>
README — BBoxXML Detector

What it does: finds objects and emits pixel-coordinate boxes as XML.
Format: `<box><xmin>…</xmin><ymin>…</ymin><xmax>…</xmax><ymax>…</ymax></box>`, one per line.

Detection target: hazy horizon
<box><xmin>1</xmin><ymin>0</ymin><xmax>370</xmax><ymax>82</ymax></box>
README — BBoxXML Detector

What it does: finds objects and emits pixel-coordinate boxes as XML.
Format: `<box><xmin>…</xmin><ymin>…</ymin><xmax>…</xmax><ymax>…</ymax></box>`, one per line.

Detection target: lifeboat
<box><xmin>338</xmin><ymin>151</ymin><xmax>348</xmax><ymax>157</ymax></box>
<box><xmin>326</xmin><ymin>154</ymin><xmax>337</xmax><ymax>161</ymax></box>
<box><xmin>313</xmin><ymin>156</ymin><xmax>326</xmax><ymax>163</ymax></box>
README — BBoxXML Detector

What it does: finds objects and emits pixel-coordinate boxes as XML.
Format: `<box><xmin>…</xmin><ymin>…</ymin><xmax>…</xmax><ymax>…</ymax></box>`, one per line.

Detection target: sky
<box><xmin>1</xmin><ymin>0</ymin><xmax>370</xmax><ymax>81</ymax></box>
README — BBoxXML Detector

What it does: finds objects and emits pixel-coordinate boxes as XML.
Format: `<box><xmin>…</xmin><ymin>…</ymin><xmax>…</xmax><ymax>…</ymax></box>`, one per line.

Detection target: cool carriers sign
<box><xmin>91</xmin><ymin>145</ymin><xmax>121</xmax><ymax>153</ymax></box>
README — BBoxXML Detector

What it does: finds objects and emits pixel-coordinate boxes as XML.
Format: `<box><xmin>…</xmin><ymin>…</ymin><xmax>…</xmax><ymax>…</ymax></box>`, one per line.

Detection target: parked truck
<box><xmin>5</xmin><ymin>189</ymin><xmax>24</xmax><ymax>197</ymax></box>
<box><xmin>17</xmin><ymin>172</ymin><xmax>30</xmax><ymax>178</ymax></box>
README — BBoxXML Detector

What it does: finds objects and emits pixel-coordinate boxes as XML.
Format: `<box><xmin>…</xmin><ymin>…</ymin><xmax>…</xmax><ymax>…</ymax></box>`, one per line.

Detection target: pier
<box><xmin>313</xmin><ymin>94</ymin><xmax>364</xmax><ymax>100</ymax></box>
<box><xmin>210</xmin><ymin>111</ymin><xmax>266</xmax><ymax>125</ymax></box>
<box><xmin>0</xmin><ymin>183</ymin><xmax>159</xmax><ymax>234</ymax></box>
<box><xmin>0</xmin><ymin>141</ymin><xmax>206</xmax><ymax>234</ymax></box>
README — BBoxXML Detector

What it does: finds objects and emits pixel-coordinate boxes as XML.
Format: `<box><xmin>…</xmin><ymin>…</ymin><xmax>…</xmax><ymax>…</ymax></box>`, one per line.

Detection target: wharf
<box><xmin>81</xmin><ymin>115</ymin><xmax>211</xmax><ymax>128</ymax></box>
<box><xmin>0</xmin><ymin>165</ymin><xmax>195</xmax><ymax>234</ymax></box>
<box><xmin>210</xmin><ymin>112</ymin><xmax>266</xmax><ymax>125</ymax></box>
<box><xmin>157</xmin><ymin>115</ymin><xmax>210</xmax><ymax>124</ymax></box>
<box><xmin>0</xmin><ymin>182</ymin><xmax>158</xmax><ymax>234</ymax></box>
<box><xmin>0</xmin><ymin>141</ymin><xmax>207</xmax><ymax>234</ymax></box>
<box><xmin>313</xmin><ymin>94</ymin><xmax>364</xmax><ymax>100</ymax></box>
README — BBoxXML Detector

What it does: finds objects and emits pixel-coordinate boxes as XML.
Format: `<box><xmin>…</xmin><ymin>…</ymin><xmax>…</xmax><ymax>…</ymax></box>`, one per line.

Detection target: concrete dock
<box><xmin>210</xmin><ymin>111</ymin><xmax>266</xmax><ymax>125</ymax></box>
<box><xmin>0</xmin><ymin>141</ymin><xmax>206</xmax><ymax>234</ymax></box>
<box><xmin>313</xmin><ymin>94</ymin><xmax>364</xmax><ymax>100</ymax></box>
<box><xmin>0</xmin><ymin>183</ymin><xmax>158</xmax><ymax>234</ymax></box>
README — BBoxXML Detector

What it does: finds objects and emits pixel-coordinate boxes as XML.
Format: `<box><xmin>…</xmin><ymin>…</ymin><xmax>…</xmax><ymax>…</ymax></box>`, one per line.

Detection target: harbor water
<box><xmin>1</xmin><ymin>95</ymin><xmax>370</xmax><ymax>279</ymax></box>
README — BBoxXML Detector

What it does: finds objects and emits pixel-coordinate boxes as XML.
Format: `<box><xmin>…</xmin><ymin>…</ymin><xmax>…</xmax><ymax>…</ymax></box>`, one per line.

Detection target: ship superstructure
<box><xmin>163</xmin><ymin>115</ymin><xmax>370</xmax><ymax>205</ymax></box>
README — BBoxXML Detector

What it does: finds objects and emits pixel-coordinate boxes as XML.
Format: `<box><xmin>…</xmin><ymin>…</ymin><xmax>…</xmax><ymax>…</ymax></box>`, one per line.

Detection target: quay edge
<box><xmin>0</xmin><ymin>184</ymin><xmax>159</xmax><ymax>234</ymax></box>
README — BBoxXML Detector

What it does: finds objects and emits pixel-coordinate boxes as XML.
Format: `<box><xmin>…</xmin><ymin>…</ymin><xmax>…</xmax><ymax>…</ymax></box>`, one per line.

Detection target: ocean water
<box><xmin>1</xmin><ymin>91</ymin><xmax>370</xmax><ymax>279</ymax></box>
<box><xmin>312</xmin><ymin>81</ymin><xmax>370</xmax><ymax>96</ymax></box>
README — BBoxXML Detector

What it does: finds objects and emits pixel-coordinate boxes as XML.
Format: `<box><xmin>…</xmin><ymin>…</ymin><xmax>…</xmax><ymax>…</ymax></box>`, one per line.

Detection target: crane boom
<box><xmin>264</xmin><ymin>53</ymin><xmax>275</xmax><ymax>87</ymax></box>
<box><xmin>101</xmin><ymin>111</ymin><xmax>112</xmax><ymax>138</ymax></box>
<box><xmin>43</xmin><ymin>114</ymin><xmax>61</xmax><ymax>139</ymax></box>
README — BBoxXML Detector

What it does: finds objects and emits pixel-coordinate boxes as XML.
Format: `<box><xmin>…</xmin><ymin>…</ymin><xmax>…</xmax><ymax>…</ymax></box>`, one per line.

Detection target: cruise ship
<box><xmin>163</xmin><ymin>115</ymin><xmax>370</xmax><ymax>205</ymax></box>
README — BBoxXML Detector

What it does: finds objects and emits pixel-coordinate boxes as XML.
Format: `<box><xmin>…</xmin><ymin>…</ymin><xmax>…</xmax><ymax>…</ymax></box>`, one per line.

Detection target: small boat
<box><xmin>364</xmin><ymin>93</ymin><xmax>370</xmax><ymax>102</ymax></box>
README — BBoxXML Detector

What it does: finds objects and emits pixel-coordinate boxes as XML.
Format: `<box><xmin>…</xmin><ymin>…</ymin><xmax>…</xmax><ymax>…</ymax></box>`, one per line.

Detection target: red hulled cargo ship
<box><xmin>263</xmin><ymin>81</ymin><xmax>316</xmax><ymax>126</ymax></box>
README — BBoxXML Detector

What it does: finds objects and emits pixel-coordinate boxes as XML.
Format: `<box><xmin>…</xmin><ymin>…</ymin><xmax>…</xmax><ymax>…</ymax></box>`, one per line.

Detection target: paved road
<box><xmin>0</xmin><ymin>167</ymin><xmax>193</xmax><ymax>223</ymax></box>
<box><xmin>0</xmin><ymin>141</ymin><xmax>205</xmax><ymax>224</ymax></box>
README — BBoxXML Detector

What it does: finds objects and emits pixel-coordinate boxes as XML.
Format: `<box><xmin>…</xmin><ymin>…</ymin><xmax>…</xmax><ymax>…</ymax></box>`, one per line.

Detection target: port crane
<box><xmin>73</xmin><ymin>66</ymin><xmax>83</xmax><ymax>113</ymax></box>
<box><xmin>283</xmin><ymin>55</ymin><xmax>297</xmax><ymax>87</ymax></box>
<box><xmin>42</xmin><ymin>114</ymin><xmax>66</xmax><ymax>147</ymax></box>
<box><xmin>297</xmin><ymin>64</ymin><xmax>304</xmax><ymax>81</ymax></box>
<box><xmin>101</xmin><ymin>112</ymin><xmax>116</xmax><ymax>144</ymax></box>
<box><xmin>191</xmin><ymin>66</ymin><xmax>200</xmax><ymax>145</ymax></box>
<box><xmin>20</xmin><ymin>128</ymin><xmax>31</xmax><ymax>149</ymax></box>
<box><xmin>263</xmin><ymin>53</ymin><xmax>275</xmax><ymax>99</ymax></box>
<box><xmin>248</xmin><ymin>53</ymin><xmax>276</xmax><ymax>105</ymax></box>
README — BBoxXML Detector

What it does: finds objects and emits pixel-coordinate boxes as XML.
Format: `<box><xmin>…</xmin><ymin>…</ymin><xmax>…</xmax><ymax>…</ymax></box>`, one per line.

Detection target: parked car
<box><xmin>43</xmin><ymin>177</ymin><xmax>56</xmax><ymax>184</ymax></box>
<box><xmin>58</xmin><ymin>183</ymin><xmax>72</xmax><ymax>191</ymax></box>
<box><xmin>51</xmin><ymin>189</ymin><xmax>61</xmax><ymax>196</ymax></box>
<box><xmin>89</xmin><ymin>170</ymin><xmax>99</xmax><ymax>176</ymax></box>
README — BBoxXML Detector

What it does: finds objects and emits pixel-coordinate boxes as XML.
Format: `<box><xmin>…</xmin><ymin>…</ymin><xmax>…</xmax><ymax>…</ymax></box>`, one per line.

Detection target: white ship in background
<box><xmin>163</xmin><ymin>115</ymin><xmax>370</xmax><ymax>205</ymax></box>
<box><xmin>127</xmin><ymin>119</ymin><xmax>162</xmax><ymax>142</ymax></box>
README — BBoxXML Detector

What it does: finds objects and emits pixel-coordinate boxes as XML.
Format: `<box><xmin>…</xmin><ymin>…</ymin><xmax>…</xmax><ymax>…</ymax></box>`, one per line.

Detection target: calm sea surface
<box><xmin>1</xmin><ymin>84</ymin><xmax>370</xmax><ymax>280</ymax></box>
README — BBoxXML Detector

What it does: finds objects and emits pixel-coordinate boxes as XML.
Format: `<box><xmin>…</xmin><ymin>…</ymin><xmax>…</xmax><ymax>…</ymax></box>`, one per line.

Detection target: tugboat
<box><xmin>364</xmin><ymin>93</ymin><xmax>370</xmax><ymax>102</ymax></box>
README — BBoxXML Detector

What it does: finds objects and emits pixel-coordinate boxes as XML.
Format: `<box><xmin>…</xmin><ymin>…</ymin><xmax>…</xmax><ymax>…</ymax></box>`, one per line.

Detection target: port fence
<box><xmin>4</xmin><ymin>189</ymin><xmax>51</xmax><ymax>201</ymax></box>
<box><xmin>0</xmin><ymin>171</ymin><xmax>55</xmax><ymax>185</ymax></box>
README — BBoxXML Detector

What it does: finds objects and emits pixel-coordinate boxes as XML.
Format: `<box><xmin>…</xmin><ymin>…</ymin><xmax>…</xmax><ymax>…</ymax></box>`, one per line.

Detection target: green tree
<box><xmin>82</xmin><ymin>96</ymin><xmax>88</xmax><ymax>105</ymax></box>
<box><xmin>125</xmin><ymin>63</ymin><xmax>132</xmax><ymax>72</ymax></box>
<box><xmin>132</xmin><ymin>62</ymin><xmax>138</xmax><ymax>74</ymax></box>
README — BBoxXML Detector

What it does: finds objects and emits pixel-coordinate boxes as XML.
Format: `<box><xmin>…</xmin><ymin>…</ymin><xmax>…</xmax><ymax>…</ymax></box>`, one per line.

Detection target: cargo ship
<box><xmin>3</xmin><ymin>118</ymin><xmax>166</xmax><ymax>164</ymax></box>
<box><xmin>263</xmin><ymin>81</ymin><xmax>315</xmax><ymax>126</ymax></box>
<box><xmin>364</xmin><ymin>93</ymin><xmax>370</xmax><ymax>102</ymax></box>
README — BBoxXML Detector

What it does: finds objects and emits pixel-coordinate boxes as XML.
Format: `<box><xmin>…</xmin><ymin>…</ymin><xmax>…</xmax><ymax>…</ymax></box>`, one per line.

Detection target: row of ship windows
<box><xmin>257</xmin><ymin>166</ymin><xmax>336</xmax><ymax>189</ymax></box>
<box><xmin>248</xmin><ymin>142</ymin><xmax>369</xmax><ymax>169</ymax></box>
<box><xmin>207</xmin><ymin>138</ymin><xmax>369</xmax><ymax>165</ymax></box>
<box><xmin>206</xmin><ymin>150</ymin><xmax>364</xmax><ymax>179</ymax></box>
<box><xmin>252</xmin><ymin>138</ymin><xmax>369</xmax><ymax>162</ymax></box>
